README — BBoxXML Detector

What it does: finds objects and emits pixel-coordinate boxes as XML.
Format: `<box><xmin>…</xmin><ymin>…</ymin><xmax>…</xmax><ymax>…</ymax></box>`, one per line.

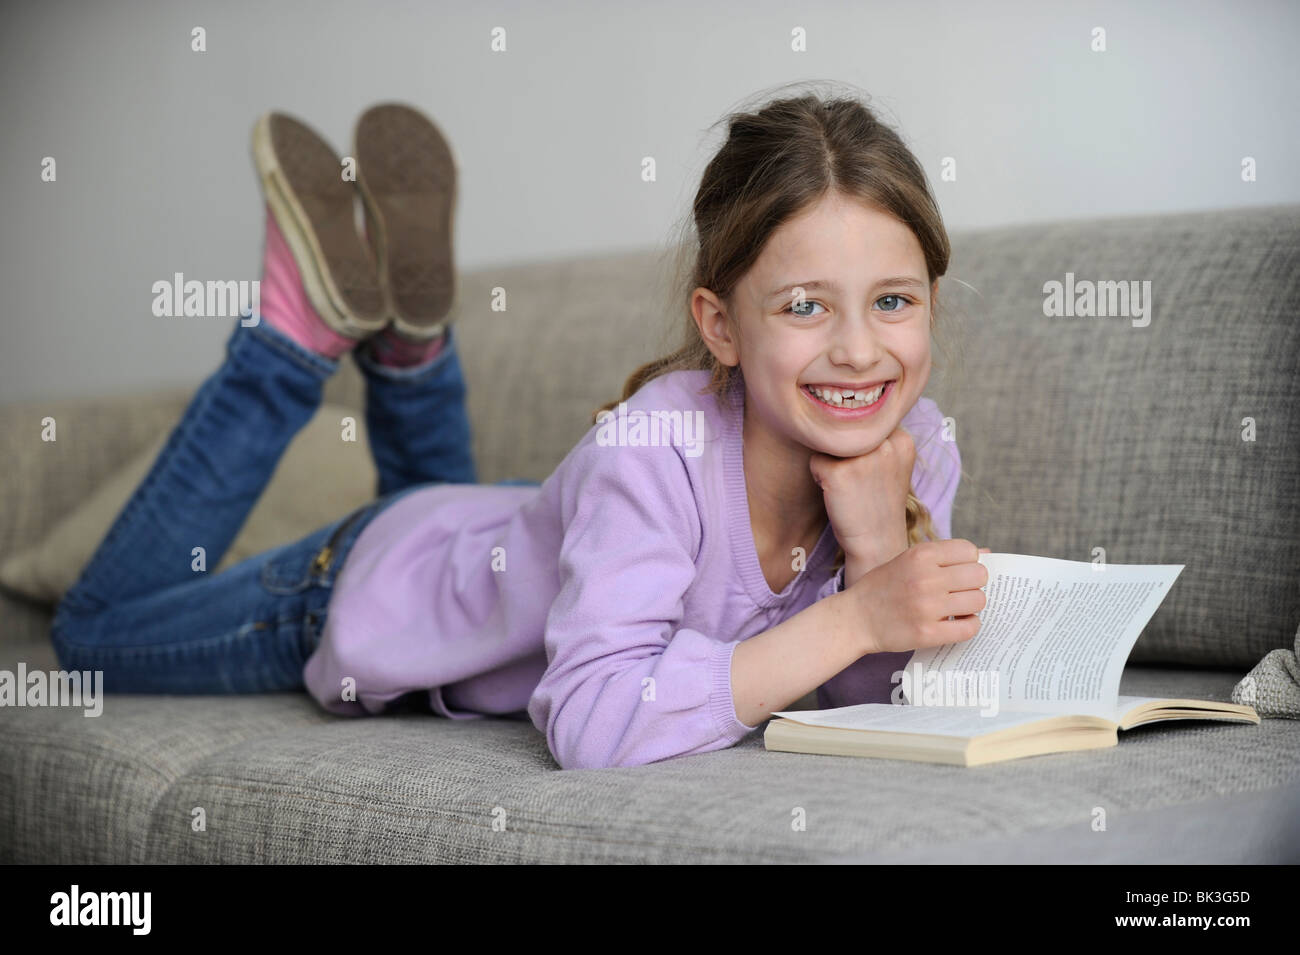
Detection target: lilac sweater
<box><xmin>302</xmin><ymin>369</ymin><xmax>960</xmax><ymax>770</ymax></box>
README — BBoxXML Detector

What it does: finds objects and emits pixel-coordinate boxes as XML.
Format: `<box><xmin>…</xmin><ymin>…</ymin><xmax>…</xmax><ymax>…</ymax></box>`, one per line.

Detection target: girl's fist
<box><xmin>846</xmin><ymin>538</ymin><xmax>989</xmax><ymax>655</ymax></box>
<box><xmin>809</xmin><ymin>424</ymin><xmax>916</xmax><ymax>564</ymax></box>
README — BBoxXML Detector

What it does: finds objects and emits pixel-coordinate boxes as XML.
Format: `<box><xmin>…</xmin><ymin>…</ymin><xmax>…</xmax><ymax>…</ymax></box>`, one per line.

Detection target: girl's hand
<box><xmin>846</xmin><ymin>538</ymin><xmax>990</xmax><ymax>655</ymax></box>
<box><xmin>809</xmin><ymin>424</ymin><xmax>916</xmax><ymax>565</ymax></box>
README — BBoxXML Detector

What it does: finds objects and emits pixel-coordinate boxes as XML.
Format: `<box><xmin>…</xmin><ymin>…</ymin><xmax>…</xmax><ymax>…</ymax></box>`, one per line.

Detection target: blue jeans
<box><xmin>51</xmin><ymin>317</ymin><xmax>537</xmax><ymax>696</ymax></box>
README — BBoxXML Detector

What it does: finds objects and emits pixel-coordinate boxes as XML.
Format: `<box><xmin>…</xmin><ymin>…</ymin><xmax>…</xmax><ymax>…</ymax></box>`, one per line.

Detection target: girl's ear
<box><xmin>691</xmin><ymin>287</ymin><xmax>741</xmax><ymax>367</ymax></box>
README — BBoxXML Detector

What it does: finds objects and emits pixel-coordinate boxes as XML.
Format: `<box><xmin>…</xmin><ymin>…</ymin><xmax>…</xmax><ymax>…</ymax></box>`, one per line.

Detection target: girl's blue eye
<box><xmin>786</xmin><ymin>299</ymin><xmax>825</xmax><ymax>318</ymax></box>
<box><xmin>785</xmin><ymin>294</ymin><xmax>913</xmax><ymax>318</ymax></box>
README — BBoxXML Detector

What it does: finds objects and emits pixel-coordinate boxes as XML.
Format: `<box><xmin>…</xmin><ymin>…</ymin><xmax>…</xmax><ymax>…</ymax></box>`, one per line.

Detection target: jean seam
<box><xmin>260</xmin><ymin>574</ymin><xmax>317</xmax><ymax>595</ymax></box>
<box><xmin>245</xmin><ymin>319</ymin><xmax>339</xmax><ymax>378</ymax></box>
<box><xmin>353</xmin><ymin>324</ymin><xmax>458</xmax><ymax>384</ymax></box>
<box><xmin>69</xmin><ymin>322</ymin><xmax>332</xmax><ymax>617</ymax></box>
<box><xmin>55</xmin><ymin>615</ymin><xmax>299</xmax><ymax>660</ymax></box>
<box><xmin>61</xmin><ymin>364</ymin><xmax>233</xmax><ymax>615</ymax></box>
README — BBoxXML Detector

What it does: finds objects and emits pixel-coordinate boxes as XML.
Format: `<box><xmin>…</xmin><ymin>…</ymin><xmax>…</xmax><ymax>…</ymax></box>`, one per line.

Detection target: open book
<box><xmin>764</xmin><ymin>553</ymin><xmax>1259</xmax><ymax>766</ymax></box>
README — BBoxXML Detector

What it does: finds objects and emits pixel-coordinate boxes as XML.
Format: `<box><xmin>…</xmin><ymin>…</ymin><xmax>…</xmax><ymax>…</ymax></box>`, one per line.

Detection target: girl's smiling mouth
<box><xmin>801</xmin><ymin>380</ymin><xmax>894</xmax><ymax>416</ymax></box>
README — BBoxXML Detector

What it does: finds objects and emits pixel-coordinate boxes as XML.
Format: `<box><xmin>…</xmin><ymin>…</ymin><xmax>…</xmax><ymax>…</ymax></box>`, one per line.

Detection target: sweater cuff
<box><xmin>710</xmin><ymin>639</ymin><xmax>764</xmax><ymax>736</ymax></box>
<box><xmin>815</xmin><ymin>567</ymin><xmax>845</xmax><ymax>602</ymax></box>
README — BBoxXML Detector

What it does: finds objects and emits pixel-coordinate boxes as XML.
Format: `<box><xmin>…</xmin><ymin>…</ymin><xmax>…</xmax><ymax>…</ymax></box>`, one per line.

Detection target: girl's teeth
<box><xmin>807</xmin><ymin>383</ymin><xmax>886</xmax><ymax>408</ymax></box>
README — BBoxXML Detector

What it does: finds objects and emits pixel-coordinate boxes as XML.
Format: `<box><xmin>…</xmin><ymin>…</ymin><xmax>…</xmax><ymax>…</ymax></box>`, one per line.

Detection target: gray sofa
<box><xmin>2</xmin><ymin>204</ymin><xmax>1298</xmax><ymax>863</ymax></box>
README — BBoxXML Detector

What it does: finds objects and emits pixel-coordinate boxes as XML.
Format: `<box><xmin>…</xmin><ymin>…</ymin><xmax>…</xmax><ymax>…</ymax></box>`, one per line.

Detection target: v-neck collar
<box><xmin>721</xmin><ymin>373</ymin><xmax>836</xmax><ymax>608</ymax></box>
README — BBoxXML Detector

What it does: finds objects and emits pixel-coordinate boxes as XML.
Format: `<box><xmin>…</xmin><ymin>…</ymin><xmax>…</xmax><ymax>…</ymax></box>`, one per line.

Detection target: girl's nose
<box><xmin>826</xmin><ymin>312</ymin><xmax>886</xmax><ymax>368</ymax></box>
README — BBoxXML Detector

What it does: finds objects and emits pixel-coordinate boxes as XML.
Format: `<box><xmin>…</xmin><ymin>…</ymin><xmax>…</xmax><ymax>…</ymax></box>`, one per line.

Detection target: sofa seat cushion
<box><xmin>3</xmin><ymin>647</ymin><xmax>1294</xmax><ymax>863</ymax></box>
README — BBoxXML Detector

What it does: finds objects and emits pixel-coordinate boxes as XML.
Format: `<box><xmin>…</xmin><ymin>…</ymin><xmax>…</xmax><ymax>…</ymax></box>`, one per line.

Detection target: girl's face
<box><xmin>698</xmin><ymin>192</ymin><xmax>936</xmax><ymax>460</ymax></box>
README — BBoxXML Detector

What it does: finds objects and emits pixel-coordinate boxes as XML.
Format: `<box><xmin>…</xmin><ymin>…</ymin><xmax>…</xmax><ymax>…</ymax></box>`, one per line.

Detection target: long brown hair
<box><xmin>594</xmin><ymin>82</ymin><xmax>954</xmax><ymax>574</ymax></box>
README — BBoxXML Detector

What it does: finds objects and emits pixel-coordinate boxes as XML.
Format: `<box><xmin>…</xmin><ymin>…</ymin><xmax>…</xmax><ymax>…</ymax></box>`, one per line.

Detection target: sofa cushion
<box><xmin>1</xmin><ymin>643</ymin><xmax>1294</xmax><ymax>863</ymax></box>
<box><xmin>925</xmin><ymin>205</ymin><xmax>1300</xmax><ymax>667</ymax></box>
<box><xmin>0</xmin><ymin>403</ymin><xmax>378</xmax><ymax>604</ymax></box>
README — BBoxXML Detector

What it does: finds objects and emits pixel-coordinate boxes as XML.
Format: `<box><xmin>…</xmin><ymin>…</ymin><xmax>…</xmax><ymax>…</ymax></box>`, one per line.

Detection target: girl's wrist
<box><xmin>842</xmin><ymin>553</ymin><xmax>878</xmax><ymax>591</ymax></box>
<box><xmin>841</xmin><ymin>527</ymin><xmax>909</xmax><ymax>579</ymax></box>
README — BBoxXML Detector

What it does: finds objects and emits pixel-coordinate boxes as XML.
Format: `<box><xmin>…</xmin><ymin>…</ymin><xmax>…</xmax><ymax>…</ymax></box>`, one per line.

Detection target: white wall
<box><xmin>3</xmin><ymin>0</ymin><xmax>1297</xmax><ymax>402</ymax></box>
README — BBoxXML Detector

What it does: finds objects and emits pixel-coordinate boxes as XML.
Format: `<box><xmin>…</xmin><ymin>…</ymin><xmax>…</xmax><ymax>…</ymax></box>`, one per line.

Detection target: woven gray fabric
<box><xmin>1233</xmin><ymin>620</ymin><xmax>1300</xmax><ymax>718</ymax></box>
<box><xmin>922</xmin><ymin>206</ymin><xmax>1300</xmax><ymax>667</ymax></box>
<box><xmin>1</xmin><ymin>657</ymin><xmax>1293</xmax><ymax>864</ymax></box>
<box><xmin>448</xmin><ymin>248</ymin><xmax>672</xmax><ymax>485</ymax></box>
<box><xmin>828</xmin><ymin>778</ymin><xmax>1300</xmax><ymax>863</ymax></box>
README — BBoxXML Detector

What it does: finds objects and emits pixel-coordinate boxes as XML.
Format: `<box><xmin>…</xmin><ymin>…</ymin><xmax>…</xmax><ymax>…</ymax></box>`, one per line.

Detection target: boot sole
<box><xmin>353</xmin><ymin>102</ymin><xmax>461</xmax><ymax>340</ymax></box>
<box><xmin>251</xmin><ymin>112</ymin><xmax>388</xmax><ymax>337</ymax></box>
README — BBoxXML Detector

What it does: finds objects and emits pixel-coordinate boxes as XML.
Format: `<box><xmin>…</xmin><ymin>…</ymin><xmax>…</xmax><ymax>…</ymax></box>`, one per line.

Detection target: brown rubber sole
<box><xmin>251</xmin><ymin>112</ymin><xmax>387</xmax><ymax>336</ymax></box>
<box><xmin>353</xmin><ymin>102</ymin><xmax>459</xmax><ymax>340</ymax></box>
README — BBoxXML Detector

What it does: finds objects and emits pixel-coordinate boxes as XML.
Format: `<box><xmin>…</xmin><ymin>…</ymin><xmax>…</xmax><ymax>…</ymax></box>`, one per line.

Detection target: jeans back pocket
<box><xmin>259</xmin><ymin>537</ymin><xmax>328</xmax><ymax>595</ymax></box>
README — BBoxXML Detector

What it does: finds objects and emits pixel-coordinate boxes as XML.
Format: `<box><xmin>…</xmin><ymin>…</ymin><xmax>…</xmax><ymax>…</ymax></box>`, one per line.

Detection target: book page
<box><xmin>770</xmin><ymin>703</ymin><xmax>1058</xmax><ymax>738</ymax></box>
<box><xmin>1108</xmin><ymin>695</ymin><xmax>1255</xmax><ymax>725</ymax></box>
<box><xmin>1113</xmin><ymin>694</ymin><xmax>1173</xmax><ymax>716</ymax></box>
<box><xmin>906</xmin><ymin>554</ymin><xmax>1183</xmax><ymax>717</ymax></box>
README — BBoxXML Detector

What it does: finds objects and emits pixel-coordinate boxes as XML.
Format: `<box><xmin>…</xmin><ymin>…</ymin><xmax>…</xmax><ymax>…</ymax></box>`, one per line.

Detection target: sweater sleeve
<box><xmin>526</xmin><ymin>436</ymin><xmax>759</xmax><ymax>771</ymax></box>
<box><xmin>813</xmin><ymin>399</ymin><xmax>963</xmax><ymax>709</ymax></box>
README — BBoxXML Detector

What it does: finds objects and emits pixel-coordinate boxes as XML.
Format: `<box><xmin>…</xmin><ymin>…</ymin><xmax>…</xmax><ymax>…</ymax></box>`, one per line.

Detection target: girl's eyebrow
<box><xmin>766</xmin><ymin>276</ymin><xmax>927</xmax><ymax>300</ymax></box>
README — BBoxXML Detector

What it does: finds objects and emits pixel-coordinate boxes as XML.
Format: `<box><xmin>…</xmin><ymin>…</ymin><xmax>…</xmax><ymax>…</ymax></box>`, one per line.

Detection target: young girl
<box><xmin>51</xmin><ymin>91</ymin><xmax>988</xmax><ymax>772</ymax></box>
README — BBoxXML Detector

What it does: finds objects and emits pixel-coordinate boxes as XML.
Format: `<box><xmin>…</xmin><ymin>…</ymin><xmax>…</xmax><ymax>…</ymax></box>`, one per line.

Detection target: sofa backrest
<box><xmin>3</xmin><ymin>206</ymin><xmax>1295</xmax><ymax>667</ymax></box>
<box><xmin>446</xmin><ymin>206</ymin><xmax>1299</xmax><ymax>667</ymax></box>
<box><xmin>924</xmin><ymin>205</ymin><xmax>1298</xmax><ymax>667</ymax></box>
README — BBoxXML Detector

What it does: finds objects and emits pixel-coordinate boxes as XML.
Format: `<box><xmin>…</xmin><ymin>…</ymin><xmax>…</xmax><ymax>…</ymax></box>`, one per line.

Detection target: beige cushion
<box><xmin>0</xmin><ymin>403</ymin><xmax>377</xmax><ymax>604</ymax></box>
